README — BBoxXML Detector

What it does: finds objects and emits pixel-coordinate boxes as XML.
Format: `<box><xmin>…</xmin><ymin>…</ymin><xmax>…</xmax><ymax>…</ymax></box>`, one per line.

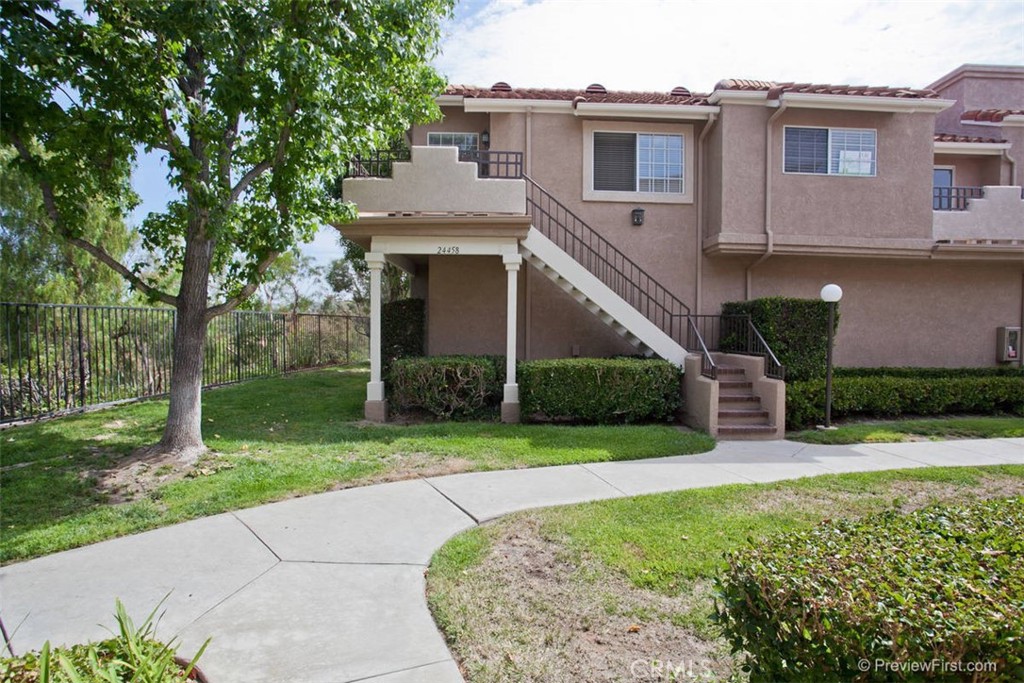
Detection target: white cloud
<box><xmin>434</xmin><ymin>0</ymin><xmax>1024</xmax><ymax>92</ymax></box>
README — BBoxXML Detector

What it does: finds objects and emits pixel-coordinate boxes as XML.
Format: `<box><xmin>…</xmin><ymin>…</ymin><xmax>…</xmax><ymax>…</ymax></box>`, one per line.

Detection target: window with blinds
<box><xmin>593</xmin><ymin>131</ymin><xmax>683</xmax><ymax>193</ymax></box>
<box><xmin>427</xmin><ymin>132</ymin><xmax>479</xmax><ymax>151</ymax></box>
<box><xmin>783</xmin><ymin>127</ymin><xmax>876</xmax><ymax>176</ymax></box>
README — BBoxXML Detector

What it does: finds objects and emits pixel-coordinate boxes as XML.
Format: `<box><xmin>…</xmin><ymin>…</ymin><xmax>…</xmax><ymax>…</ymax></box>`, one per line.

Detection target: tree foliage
<box><xmin>1</xmin><ymin>0</ymin><xmax>452</xmax><ymax>455</ymax></box>
<box><xmin>327</xmin><ymin>236</ymin><xmax>409</xmax><ymax>310</ymax></box>
<box><xmin>0</xmin><ymin>146</ymin><xmax>133</xmax><ymax>304</ymax></box>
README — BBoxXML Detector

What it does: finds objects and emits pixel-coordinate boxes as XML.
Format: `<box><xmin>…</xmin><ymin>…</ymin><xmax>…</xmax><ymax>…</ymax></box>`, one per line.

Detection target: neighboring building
<box><xmin>340</xmin><ymin>64</ymin><xmax>1024</xmax><ymax>431</ymax></box>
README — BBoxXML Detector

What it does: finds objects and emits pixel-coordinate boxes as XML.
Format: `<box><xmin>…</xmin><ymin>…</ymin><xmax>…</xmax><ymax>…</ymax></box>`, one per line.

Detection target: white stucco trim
<box><xmin>581</xmin><ymin>120</ymin><xmax>696</xmax><ymax>204</ymax></box>
<box><xmin>707</xmin><ymin>90</ymin><xmax>768</xmax><ymax>105</ymax></box>
<box><xmin>370</xmin><ymin>235</ymin><xmax>520</xmax><ymax>257</ymax></box>
<box><xmin>934</xmin><ymin>141</ymin><xmax>1010</xmax><ymax>155</ymax></box>
<box><xmin>573</xmin><ymin>102</ymin><xmax>719</xmax><ymax>120</ymax></box>
<box><xmin>463</xmin><ymin>98</ymin><xmax>573</xmax><ymax>114</ymax></box>
<box><xmin>779</xmin><ymin>93</ymin><xmax>954</xmax><ymax>113</ymax></box>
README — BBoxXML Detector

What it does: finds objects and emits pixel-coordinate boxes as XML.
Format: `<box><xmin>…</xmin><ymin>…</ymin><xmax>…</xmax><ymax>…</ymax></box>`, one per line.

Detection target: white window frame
<box><xmin>783</xmin><ymin>126</ymin><xmax>877</xmax><ymax>177</ymax></box>
<box><xmin>427</xmin><ymin>131</ymin><xmax>479</xmax><ymax>151</ymax></box>
<box><xmin>583</xmin><ymin>121</ymin><xmax>694</xmax><ymax>203</ymax></box>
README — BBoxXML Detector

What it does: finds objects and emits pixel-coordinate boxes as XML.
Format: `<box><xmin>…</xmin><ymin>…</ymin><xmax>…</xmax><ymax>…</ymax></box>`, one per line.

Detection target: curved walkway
<box><xmin>3</xmin><ymin>437</ymin><xmax>1024</xmax><ymax>681</ymax></box>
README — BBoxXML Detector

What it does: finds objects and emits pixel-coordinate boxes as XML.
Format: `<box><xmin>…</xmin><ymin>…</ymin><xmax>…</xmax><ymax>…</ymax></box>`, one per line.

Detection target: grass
<box><xmin>427</xmin><ymin>465</ymin><xmax>1024</xmax><ymax>680</ymax></box>
<box><xmin>0</xmin><ymin>368</ymin><xmax>714</xmax><ymax>563</ymax></box>
<box><xmin>788</xmin><ymin>415</ymin><xmax>1024</xmax><ymax>444</ymax></box>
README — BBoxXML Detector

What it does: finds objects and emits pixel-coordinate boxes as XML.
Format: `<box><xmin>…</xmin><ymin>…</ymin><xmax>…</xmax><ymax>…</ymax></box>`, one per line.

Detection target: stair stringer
<box><xmin>520</xmin><ymin>227</ymin><xmax>688</xmax><ymax>366</ymax></box>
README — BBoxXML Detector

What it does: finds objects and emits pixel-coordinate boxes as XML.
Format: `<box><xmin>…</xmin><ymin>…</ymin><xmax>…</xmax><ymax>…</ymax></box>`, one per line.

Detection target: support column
<box><xmin>365</xmin><ymin>252</ymin><xmax>388</xmax><ymax>422</ymax></box>
<box><xmin>502</xmin><ymin>253</ymin><xmax>522</xmax><ymax>423</ymax></box>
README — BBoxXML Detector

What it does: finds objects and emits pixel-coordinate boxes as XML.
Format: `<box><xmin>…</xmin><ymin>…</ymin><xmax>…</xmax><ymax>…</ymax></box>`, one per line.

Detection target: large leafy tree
<box><xmin>1</xmin><ymin>0</ymin><xmax>452</xmax><ymax>460</ymax></box>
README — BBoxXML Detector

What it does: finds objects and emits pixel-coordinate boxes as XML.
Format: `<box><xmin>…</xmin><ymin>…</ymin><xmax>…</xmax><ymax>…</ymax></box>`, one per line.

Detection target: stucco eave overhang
<box><xmin>933</xmin><ymin>141</ymin><xmax>1011</xmax><ymax>155</ymax></box>
<box><xmin>573</xmin><ymin>102</ymin><xmax>719</xmax><ymax>120</ymax></box>
<box><xmin>776</xmin><ymin>93</ymin><xmax>954</xmax><ymax>113</ymax></box>
<box><xmin>335</xmin><ymin>214</ymin><xmax>532</xmax><ymax>243</ymax></box>
<box><xmin>462</xmin><ymin>98</ymin><xmax>574</xmax><ymax>113</ymax></box>
<box><xmin>703</xmin><ymin>233</ymin><xmax>938</xmax><ymax>259</ymax></box>
<box><xmin>931</xmin><ymin>241</ymin><xmax>1024</xmax><ymax>261</ymax></box>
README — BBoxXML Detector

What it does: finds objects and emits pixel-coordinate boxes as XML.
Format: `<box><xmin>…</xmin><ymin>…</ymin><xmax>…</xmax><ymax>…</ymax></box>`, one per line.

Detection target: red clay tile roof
<box><xmin>934</xmin><ymin>133</ymin><xmax>1006</xmax><ymax>143</ymax></box>
<box><xmin>961</xmin><ymin>109</ymin><xmax>1024</xmax><ymax>123</ymax></box>
<box><xmin>714</xmin><ymin>79</ymin><xmax>938</xmax><ymax>99</ymax></box>
<box><xmin>444</xmin><ymin>84</ymin><xmax>711</xmax><ymax>106</ymax></box>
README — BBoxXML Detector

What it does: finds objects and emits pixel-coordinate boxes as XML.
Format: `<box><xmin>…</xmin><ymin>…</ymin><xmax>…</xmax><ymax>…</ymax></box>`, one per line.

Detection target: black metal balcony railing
<box><xmin>342</xmin><ymin>148</ymin><xmax>523</xmax><ymax>180</ymax></box>
<box><xmin>933</xmin><ymin>186</ymin><xmax>984</xmax><ymax>211</ymax></box>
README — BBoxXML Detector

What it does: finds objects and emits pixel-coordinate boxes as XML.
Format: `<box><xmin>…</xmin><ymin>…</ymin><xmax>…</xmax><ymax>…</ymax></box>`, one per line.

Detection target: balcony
<box><xmin>344</xmin><ymin>148</ymin><xmax>523</xmax><ymax>180</ymax></box>
<box><xmin>932</xmin><ymin>185</ymin><xmax>1024</xmax><ymax>248</ymax></box>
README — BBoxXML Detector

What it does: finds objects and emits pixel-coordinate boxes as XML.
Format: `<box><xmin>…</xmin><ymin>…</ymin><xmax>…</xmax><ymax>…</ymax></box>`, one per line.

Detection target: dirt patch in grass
<box><xmin>429</xmin><ymin>516</ymin><xmax>738</xmax><ymax>682</ymax></box>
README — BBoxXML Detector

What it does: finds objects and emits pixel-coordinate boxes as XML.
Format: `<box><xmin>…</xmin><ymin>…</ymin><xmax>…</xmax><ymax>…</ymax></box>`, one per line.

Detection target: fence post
<box><xmin>317</xmin><ymin>315</ymin><xmax>322</xmax><ymax>367</ymax></box>
<box><xmin>345</xmin><ymin>315</ymin><xmax>350</xmax><ymax>364</ymax></box>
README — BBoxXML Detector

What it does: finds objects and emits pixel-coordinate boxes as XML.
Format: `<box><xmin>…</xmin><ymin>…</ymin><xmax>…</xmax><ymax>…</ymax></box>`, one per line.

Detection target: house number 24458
<box><xmin>436</xmin><ymin>246</ymin><xmax>460</xmax><ymax>255</ymax></box>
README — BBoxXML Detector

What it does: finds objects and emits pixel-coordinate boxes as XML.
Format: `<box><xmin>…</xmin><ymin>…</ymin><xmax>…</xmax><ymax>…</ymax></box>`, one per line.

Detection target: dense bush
<box><xmin>519</xmin><ymin>358</ymin><xmax>681</xmax><ymax>424</ymax></box>
<box><xmin>835</xmin><ymin>366</ymin><xmax>1024</xmax><ymax>378</ymax></box>
<box><xmin>381</xmin><ymin>298</ymin><xmax>425</xmax><ymax>373</ymax></box>
<box><xmin>721</xmin><ymin>297</ymin><xmax>837</xmax><ymax>382</ymax></box>
<box><xmin>715</xmin><ymin>497</ymin><xmax>1024</xmax><ymax>682</ymax></box>
<box><xmin>389</xmin><ymin>355</ymin><xmax>502</xmax><ymax>419</ymax></box>
<box><xmin>787</xmin><ymin>373</ymin><xmax>1024</xmax><ymax>428</ymax></box>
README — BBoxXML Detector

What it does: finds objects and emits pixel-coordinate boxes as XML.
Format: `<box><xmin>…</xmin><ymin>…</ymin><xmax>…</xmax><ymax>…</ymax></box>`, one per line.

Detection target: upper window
<box><xmin>584</xmin><ymin>122</ymin><xmax>693</xmax><ymax>203</ymax></box>
<box><xmin>427</xmin><ymin>132</ymin><xmax>478</xmax><ymax>152</ymax></box>
<box><xmin>783</xmin><ymin>126</ymin><xmax>877</xmax><ymax>177</ymax></box>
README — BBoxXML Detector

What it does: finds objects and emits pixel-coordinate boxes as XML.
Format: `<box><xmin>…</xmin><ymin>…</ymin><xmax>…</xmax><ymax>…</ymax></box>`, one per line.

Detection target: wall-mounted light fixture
<box><xmin>480</xmin><ymin>130</ymin><xmax>490</xmax><ymax>148</ymax></box>
<box><xmin>631</xmin><ymin>207</ymin><xmax>645</xmax><ymax>226</ymax></box>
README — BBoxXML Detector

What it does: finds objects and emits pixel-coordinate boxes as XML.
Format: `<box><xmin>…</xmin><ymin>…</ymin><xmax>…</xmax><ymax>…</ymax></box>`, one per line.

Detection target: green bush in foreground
<box><xmin>2</xmin><ymin>597</ymin><xmax>208</xmax><ymax>682</ymax></box>
<box><xmin>389</xmin><ymin>355</ymin><xmax>503</xmax><ymax>419</ymax></box>
<box><xmin>519</xmin><ymin>358</ymin><xmax>681</xmax><ymax>423</ymax></box>
<box><xmin>787</xmin><ymin>374</ymin><xmax>1024</xmax><ymax>428</ymax></box>
<box><xmin>715</xmin><ymin>497</ymin><xmax>1024</xmax><ymax>682</ymax></box>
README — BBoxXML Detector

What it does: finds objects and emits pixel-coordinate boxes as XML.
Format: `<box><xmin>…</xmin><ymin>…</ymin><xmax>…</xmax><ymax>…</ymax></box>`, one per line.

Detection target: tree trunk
<box><xmin>157</xmin><ymin>234</ymin><xmax>213</xmax><ymax>463</ymax></box>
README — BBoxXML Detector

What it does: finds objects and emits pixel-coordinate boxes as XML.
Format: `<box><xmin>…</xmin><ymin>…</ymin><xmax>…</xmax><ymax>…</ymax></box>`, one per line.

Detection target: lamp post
<box><xmin>819</xmin><ymin>284</ymin><xmax>843</xmax><ymax>429</ymax></box>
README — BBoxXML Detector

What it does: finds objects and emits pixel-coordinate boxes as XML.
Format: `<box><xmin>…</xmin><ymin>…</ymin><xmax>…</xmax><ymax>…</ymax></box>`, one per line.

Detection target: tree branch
<box><xmin>205</xmin><ymin>250</ymin><xmax>281</xmax><ymax>319</ymax></box>
<box><xmin>228</xmin><ymin>159</ymin><xmax>271</xmax><ymax>206</ymax></box>
<box><xmin>8</xmin><ymin>132</ymin><xmax>178</xmax><ymax>307</ymax></box>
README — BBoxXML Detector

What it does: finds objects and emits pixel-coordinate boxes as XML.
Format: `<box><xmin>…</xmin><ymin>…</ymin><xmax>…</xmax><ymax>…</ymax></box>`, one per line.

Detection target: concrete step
<box><xmin>715</xmin><ymin>366</ymin><xmax>746</xmax><ymax>376</ymax></box>
<box><xmin>718</xmin><ymin>408</ymin><xmax>770</xmax><ymax>425</ymax></box>
<box><xmin>717</xmin><ymin>424</ymin><xmax>778</xmax><ymax>440</ymax></box>
<box><xmin>719</xmin><ymin>394</ymin><xmax>761</xmax><ymax>404</ymax></box>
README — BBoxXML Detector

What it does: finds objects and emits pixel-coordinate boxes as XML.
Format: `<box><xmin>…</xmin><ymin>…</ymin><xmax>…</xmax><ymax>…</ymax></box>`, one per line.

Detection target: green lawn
<box><xmin>788</xmin><ymin>416</ymin><xmax>1024</xmax><ymax>445</ymax></box>
<box><xmin>0</xmin><ymin>368</ymin><xmax>713</xmax><ymax>563</ymax></box>
<box><xmin>427</xmin><ymin>465</ymin><xmax>1024</xmax><ymax>680</ymax></box>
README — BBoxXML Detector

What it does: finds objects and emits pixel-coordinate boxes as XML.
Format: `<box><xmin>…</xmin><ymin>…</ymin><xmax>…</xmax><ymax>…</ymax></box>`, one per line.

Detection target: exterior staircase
<box><xmin>716</xmin><ymin>365</ymin><xmax>777</xmax><ymax>439</ymax></box>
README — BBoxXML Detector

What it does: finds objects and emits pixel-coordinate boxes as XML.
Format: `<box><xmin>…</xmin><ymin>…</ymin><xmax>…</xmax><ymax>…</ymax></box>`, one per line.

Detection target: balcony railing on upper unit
<box><xmin>342</xmin><ymin>147</ymin><xmax>523</xmax><ymax>181</ymax></box>
<box><xmin>933</xmin><ymin>186</ymin><xmax>984</xmax><ymax>211</ymax></box>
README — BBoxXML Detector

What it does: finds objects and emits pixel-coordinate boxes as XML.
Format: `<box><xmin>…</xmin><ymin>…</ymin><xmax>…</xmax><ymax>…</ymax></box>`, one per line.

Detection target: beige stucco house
<box><xmin>339</xmin><ymin>64</ymin><xmax>1024</xmax><ymax>435</ymax></box>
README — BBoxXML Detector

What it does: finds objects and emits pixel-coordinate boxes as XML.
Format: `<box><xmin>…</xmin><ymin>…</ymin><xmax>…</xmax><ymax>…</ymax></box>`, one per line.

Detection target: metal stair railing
<box><xmin>524</xmin><ymin>176</ymin><xmax>691</xmax><ymax>346</ymax></box>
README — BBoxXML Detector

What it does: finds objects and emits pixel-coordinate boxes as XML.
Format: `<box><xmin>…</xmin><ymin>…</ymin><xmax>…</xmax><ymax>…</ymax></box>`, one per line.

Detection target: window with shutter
<box><xmin>583</xmin><ymin>121</ymin><xmax>693</xmax><ymax>203</ymax></box>
<box><xmin>593</xmin><ymin>132</ymin><xmax>636</xmax><ymax>191</ymax></box>
<box><xmin>784</xmin><ymin>126</ymin><xmax>876</xmax><ymax>177</ymax></box>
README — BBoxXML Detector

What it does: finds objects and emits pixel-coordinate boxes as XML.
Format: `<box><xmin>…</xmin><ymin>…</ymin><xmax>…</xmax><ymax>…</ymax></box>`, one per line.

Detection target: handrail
<box><xmin>687</xmin><ymin>314</ymin><xmax>785</xmax><ymax>379</ymax></box>
<box><xmin>746</xmin><ymin>319</ymin><xmax>785</xmax><ymax>380</ymax></box>
<box><xmin>524</xmin><ymin>176</ymin><xmax>691</xmax><ymax>347</ymax></box>
<box><xmin>686</xmin><ymin>316</ymin><xmax>718</xmax><ymax>379</ymax></box>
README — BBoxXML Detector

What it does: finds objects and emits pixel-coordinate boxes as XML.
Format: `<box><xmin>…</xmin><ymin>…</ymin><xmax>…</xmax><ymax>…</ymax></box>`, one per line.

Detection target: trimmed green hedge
<box><xmin>519</xmin><ymin>358</ymin><xmax>681</xmax><ymax>424</ymax></box>
<box><xmin>722</xmin><ymin>297</ymin><xmax>836</xmax><ymax>382</ymax></box>
<box><xmin>787</xmin><ymin>373</ymin><xmax>1024</xmax><ymax>428</ymax></box>
<box><xmin>382</xmin><ymin>298</ymin><xmax>425</xmax><ymax>374</ymax></box>
<box><xmin>389</xmin><ymin>355</ymin><xmax>502</xmax><ymax>419</ymax></box>
<box><xmin>835</xmin><ymin>366</ymin><xmax>1024</xmax><ymax>379</ymax></box>
<box><xmin>715</xmin><ymin>497</ymin><xmax>1024</xmax><ymax>682</ymax></box>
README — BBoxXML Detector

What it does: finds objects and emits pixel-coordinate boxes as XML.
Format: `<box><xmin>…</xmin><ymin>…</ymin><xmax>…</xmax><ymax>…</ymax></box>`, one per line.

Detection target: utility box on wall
<box><xmin>997</xmin><ymin>326</ymin><xmax>1021</xmax><ymax>363</ymax></box>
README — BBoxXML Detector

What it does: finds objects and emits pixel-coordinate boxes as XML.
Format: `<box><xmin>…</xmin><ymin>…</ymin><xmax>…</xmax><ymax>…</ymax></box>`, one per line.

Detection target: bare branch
<box><xmin>228</xmin><ymin>159</ymin><xmax>271</xmax><ymax>205</ymax></box>
<box><xmin>8</xmin><ymin>132</ymin><xmax>178</xmax><ymax>308</ymax></box>
<box><xmin>205</xmin><ymin>251</ymin><xmax>281</xmax><ymax>319</ymax></box>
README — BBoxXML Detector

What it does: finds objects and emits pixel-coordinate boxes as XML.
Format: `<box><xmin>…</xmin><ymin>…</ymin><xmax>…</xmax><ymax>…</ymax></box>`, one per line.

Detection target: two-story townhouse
<box><xmin>340</xmin><ymin>64</ymin><xmax>1024</xmax><ymax>431</ymax></box>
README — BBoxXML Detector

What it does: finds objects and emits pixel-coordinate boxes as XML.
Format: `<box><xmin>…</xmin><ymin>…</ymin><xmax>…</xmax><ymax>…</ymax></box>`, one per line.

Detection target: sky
<box><xmin>130</xmin><ymin>0</ymin><xmax>1024</xmax><ymax>298</ymax></box>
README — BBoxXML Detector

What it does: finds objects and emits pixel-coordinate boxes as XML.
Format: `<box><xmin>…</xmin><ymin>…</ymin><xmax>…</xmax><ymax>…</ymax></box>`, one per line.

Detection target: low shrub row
<box><xmin>519</xmin><ymin>358</ymin><xmax>681</xmax><ymax>423</ymax></box>
<box><xmin>388</xmin><ymin>356</ymin><xmax>682</xmax><ymax>423</ymax></box>
<box><xmin>715</xmin><ymin>497</ymin><xmax>1024</xmax><ymax>682</ymax></box>
<box><xmin>835</xmin><ymin>366</ymin><xmax>1024</xmax><ymax>378</ymax></box>
<box><xmin>787</xmin><ymin>374</ymin><xmax>1024</xmax><ymax>428</ymax></box>
<box><xmin>389</xmin><ymin>355</ymin><xmax>503</xmax><ymax>419</ymax></box>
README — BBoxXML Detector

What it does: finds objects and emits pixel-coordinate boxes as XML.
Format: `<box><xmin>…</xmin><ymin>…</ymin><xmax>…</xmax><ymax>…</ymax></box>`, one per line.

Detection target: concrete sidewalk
<box><xmin>3</xmin><ymin>438</ymin><xmax>1023</xmax><ymax>682</ymax></box>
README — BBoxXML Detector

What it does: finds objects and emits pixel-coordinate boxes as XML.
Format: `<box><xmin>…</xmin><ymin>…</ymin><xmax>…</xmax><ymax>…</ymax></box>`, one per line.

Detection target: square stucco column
<box><xmin>501</xmin><ymin>254</ymin><xmax>521</xmax><ymax>423</ymax></box>
<box><xmin>365</xmin><ymin>252</ymin><xmax>387</xmax><ymax>422</ymax></box>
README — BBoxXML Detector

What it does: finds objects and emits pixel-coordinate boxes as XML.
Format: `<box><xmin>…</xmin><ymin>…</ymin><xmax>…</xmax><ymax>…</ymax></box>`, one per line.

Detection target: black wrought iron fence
<box><xmin>0</xmin><ymin>302</ymin><xmax>368</xmax><ymax>422</ymax></box>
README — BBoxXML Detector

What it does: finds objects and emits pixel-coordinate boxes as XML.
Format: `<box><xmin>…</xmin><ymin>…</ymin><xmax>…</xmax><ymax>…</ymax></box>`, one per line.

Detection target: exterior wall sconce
<box><xmin>480</xmin><ymin>130</ymin><xmax>490</xmax><ymax>148</ymax></box>
<box><xmin>631</xmin><ymin>207</ymin><xmax>645</xmax><ymax>226</ymax></box>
